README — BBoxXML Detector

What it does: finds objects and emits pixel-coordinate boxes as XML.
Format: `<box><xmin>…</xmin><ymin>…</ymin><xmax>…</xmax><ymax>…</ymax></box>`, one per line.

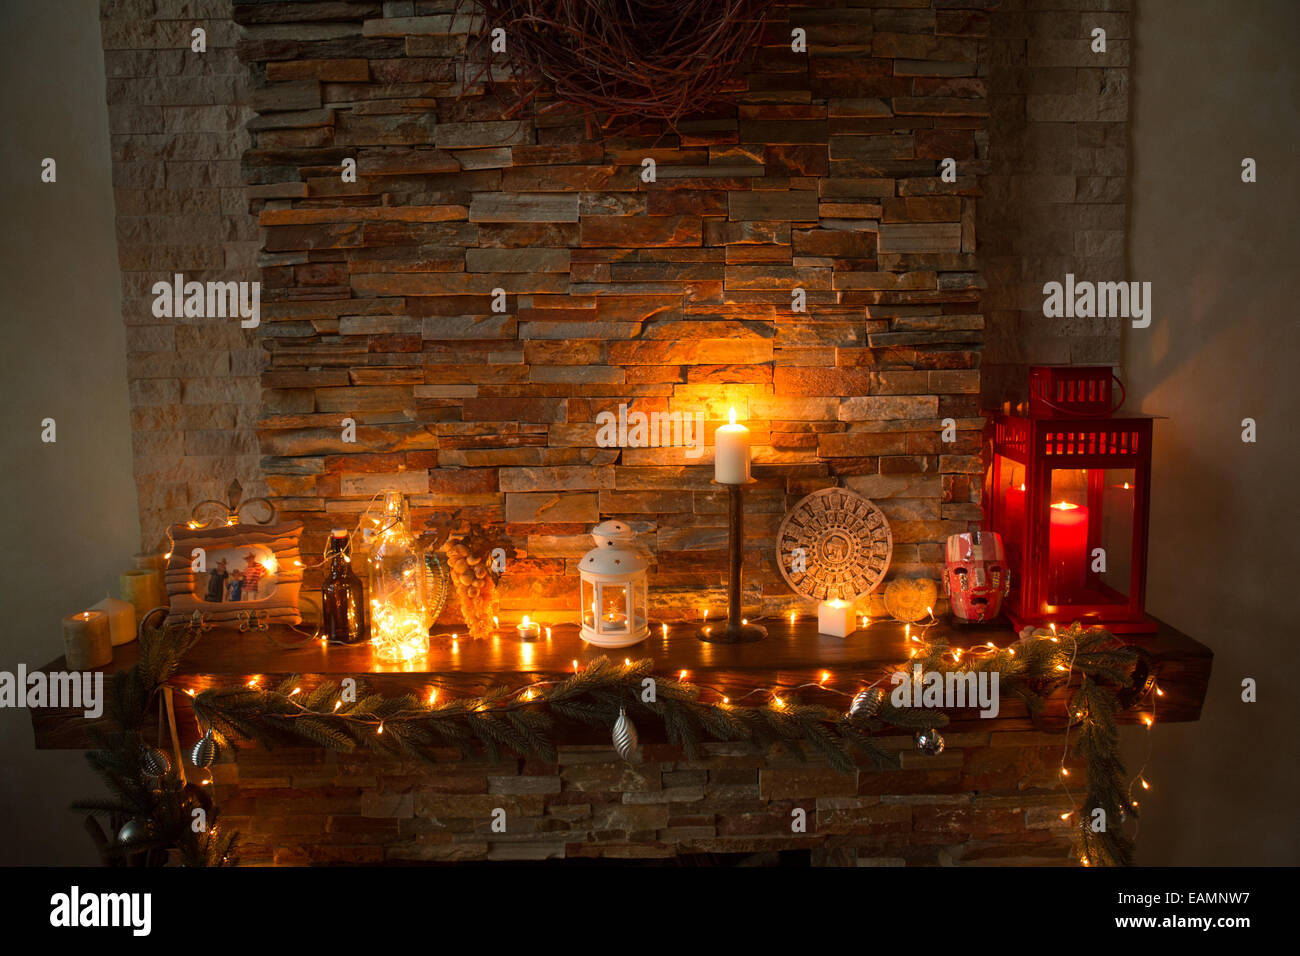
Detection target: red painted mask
<box><xmin>943</xmin><ymin>531</ymin><xmax>1010</xmax><ymax>623</ymax></box>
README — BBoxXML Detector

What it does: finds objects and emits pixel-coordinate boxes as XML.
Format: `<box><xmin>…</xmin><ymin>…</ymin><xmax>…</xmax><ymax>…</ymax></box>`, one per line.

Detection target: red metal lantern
<box><xmin>984</xmin><ymin>366</ymin><xmax>1156</xmax><ymax>634</ymax></box>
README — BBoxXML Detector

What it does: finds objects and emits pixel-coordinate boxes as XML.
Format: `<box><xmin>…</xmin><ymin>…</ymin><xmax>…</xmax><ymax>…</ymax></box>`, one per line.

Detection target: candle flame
<box><xmin>728</xmin><ymin>406</ymin><xmax>737</xmax><ymax>426</ymax></box>
<box><xmin>521</xmin><ymin>614</ymin><xmax>531</xmax><ymax>627</ymax></box>
<box><xmin>1051</xmin><ymin>501</ymin><xmax>1080</xmax><ymax>511</ymax></box>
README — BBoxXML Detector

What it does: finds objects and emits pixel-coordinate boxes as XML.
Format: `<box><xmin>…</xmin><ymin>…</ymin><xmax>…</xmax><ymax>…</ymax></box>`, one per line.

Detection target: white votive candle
<box><xmin>817</xmin><ymin>600</ymin><xmax>856</xmax><ymax>638</ymax></box>
<box><xmin>714</xmin><ymin>407</ymin><xmax>751</xmax><ymax>484</ymax></box>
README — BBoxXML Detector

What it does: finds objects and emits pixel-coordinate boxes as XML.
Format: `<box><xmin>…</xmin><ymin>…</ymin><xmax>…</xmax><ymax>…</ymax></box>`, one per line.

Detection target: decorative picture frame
<box><xmin>161</xmin><ymin>480</ymin><xmax>304</xmax><ymax>628</ymax></box>
<box><xmin>163</xmin><ymin>521</ymin><xmax>304</xmax><ymax>628</ymax></box>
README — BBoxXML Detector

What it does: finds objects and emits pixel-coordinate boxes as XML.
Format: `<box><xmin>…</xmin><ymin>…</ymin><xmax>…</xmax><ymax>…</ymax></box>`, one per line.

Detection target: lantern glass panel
<box><xmin>633</xmin><ymin>581</ymin><xmax>646</xmax><ymax>627</ymax></box>
<box><xmin>994</xmin><ymin>453</ymin><xmax>1028</xmax><ymax>571</ymax></box>
<box><xmin>1046</xmin><ymin>467</ymin><xmax>1136</xmax><ymax>607</ymax></box>
<box><xmin>599</xmin><ymin>584</ymin><xmax>629</xmax><ymax>632</ymax></box>
<box><xmin>1098</xmin><ymin>468</ymin><xmax>1136</xmax><ymax>598</ymax></box>
<box><xmin>581</xmin><ymin>578</ymin><xmax>596</xmax><ymax>629</ymax></box>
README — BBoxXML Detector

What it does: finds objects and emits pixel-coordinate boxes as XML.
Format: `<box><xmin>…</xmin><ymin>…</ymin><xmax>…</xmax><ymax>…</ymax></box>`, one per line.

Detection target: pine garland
<box><xmin>74</xmin><ymin>617</ymin><xmax>238</xmax><ymax>866</ymax></box>
<box><xmin>90</xmin><ymin>620</ymin><xmax>1143</xmax><ymax>866</ymax></box>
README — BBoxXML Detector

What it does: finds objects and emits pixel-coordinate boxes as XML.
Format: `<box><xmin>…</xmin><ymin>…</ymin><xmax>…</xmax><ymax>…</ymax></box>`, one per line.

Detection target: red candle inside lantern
<box><xmin>1005</xmin><ymin>482</ymin><xmax>1026</xmax><ymax>536</ymax></box>
<box><xmin>1048</xmin><ymin>501</ymin><xmax>1088</xmax><ymax>601</ymax></box>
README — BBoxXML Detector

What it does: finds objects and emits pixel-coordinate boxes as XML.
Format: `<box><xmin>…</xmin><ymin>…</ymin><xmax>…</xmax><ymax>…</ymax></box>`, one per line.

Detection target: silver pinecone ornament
<box><xmin>140</xmin><ymin>747</ymin><xmax>172</xmax><ymax>779</ymax></box>
<box><xmin>849</xmin><ymin>687</ymin><xmax>885</xmax><ymax>719</ymax></box>
<box><xmin>612</xmin><ymin>707</ymin><xmax>639</xmax><ymax>761</ymax></box>
<box><xmin>191</xmin><ymin>729</ymin><xmax>216</xmax><ymax>769</ymax></box>
<box><xmin>914</xmin><ymin>728</ymin><xmax>945</xmax><ymax>756</ymax></box>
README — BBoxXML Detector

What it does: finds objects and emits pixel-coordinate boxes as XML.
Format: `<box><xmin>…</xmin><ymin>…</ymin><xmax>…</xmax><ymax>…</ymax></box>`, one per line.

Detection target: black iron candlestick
<box><xmin>699</xmin><ymin>480</ymin><xmax>767</xmax><ymax>644</ymax></box>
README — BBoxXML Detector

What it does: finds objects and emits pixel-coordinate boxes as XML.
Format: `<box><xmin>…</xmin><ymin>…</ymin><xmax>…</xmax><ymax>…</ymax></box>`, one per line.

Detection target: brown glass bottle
<box><xmin>321</xmin><ymin>530</ymin><xmax>368</xmax><ymax>644</ymax></box>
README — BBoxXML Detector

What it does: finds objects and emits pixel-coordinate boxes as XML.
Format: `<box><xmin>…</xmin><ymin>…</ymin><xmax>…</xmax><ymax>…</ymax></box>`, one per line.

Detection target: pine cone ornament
<box><xmin>612</xmin><ymin>707</ymin><xmax>639</xmax><ymax>761</ymax></box>
<box><xmin>849</xmin><ymin>687</ymin><xmax>885</xmax><ymax>719</ymax></box>
<box><xmin>191</xmin><ymin>729</ymin><xmax>216</xmax><ymax>769</ymax></box>
<box><xmin>140</xmin><ymin>747</ymin><xmax>172</xmax><ymax>779</ymax></box>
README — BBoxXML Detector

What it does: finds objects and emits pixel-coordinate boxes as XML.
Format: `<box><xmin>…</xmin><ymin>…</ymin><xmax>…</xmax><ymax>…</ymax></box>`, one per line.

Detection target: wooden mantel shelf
<box><xmin>30</xmin><ymin>617</ymin><xmax>1211</xmax><ymax>751</ymax></box>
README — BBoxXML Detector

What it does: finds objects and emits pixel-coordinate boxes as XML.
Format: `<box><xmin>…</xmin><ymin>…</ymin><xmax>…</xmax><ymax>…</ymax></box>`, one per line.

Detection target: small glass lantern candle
<box><xmin>579</xmin><ymin>520</ymin><xmax>649</xmax><ymax>648</ymax></box>
<box><xmin>985</xmin><ymin>366</ymin><xmax>1155</xmax><ymax>633</ymax></box>
<box><xmin>367</xmin><ymin>491</ymin><xmax>429</xmax><ymax>662</ymax></box>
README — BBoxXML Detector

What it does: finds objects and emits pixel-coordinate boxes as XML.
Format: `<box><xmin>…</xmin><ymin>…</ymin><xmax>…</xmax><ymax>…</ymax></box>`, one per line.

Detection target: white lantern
<box><xmin>579</xmin><ymin>520</ymin><xmax>649</xmax><ymax>648</ymax></box>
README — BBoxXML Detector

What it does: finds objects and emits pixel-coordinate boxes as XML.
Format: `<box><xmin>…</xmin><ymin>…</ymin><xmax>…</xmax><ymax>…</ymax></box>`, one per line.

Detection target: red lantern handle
<box><xmin>1034</xmin><ymin>373</ymin><xmax>1127</xmax><ymax>417</ymax></box>
<box><xmin>1110</xmin><ymin>373</ymin><xmax>1127</xmax><ymax>412</ymax></box>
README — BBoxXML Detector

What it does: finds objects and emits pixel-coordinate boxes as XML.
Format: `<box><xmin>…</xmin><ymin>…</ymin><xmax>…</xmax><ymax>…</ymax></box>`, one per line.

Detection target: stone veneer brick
<box><xmin>101</xmin><ymin>0</ymin><xmax>267</xmax><ymax>550</ymax></box>
<box><xmin>98</xmin><ymin>0</ymin><xmax>1127</xmax><ymax>619</ymax></box>
<box><xmin>978</xmin><ymin>0</ymin><xmax>1131</xmax><ymax>408</ymax></box>
<box><xmin>230</xmin><ymin>0</ymin><xmax>993</xmax><ymax>620</ymax></box>
<box><xmin>214</xmin><ymin>735</ymin><xmax>1082</xmax><ymax>866</ymax></box>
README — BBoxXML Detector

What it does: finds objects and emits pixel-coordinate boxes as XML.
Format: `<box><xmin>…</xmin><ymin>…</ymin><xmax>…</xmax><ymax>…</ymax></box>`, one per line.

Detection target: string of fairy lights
<box><xmin>174</xmin><ymin>603</ymin><xmax>1162</xmax><ymax>866</ymax></box>
<box><xmin>155</xmin><ymin>491</ymin><xmax>1161</xmax><ymax>864</ymax></box>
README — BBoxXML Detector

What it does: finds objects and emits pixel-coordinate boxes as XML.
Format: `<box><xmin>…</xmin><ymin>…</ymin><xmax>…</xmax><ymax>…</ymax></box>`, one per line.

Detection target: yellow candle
<box><xmin>120</xmin><ymin>569</ymin><xmax>164</xmax><ymax>624</ymax></box>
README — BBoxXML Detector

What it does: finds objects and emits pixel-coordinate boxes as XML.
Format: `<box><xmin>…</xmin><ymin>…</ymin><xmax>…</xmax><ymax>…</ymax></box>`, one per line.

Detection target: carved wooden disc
<box><xmin>883</xmin><ymin>578</ymin><xmax>939</xmax><ymax>623</ymax></box>
<box><xmin>776</xmin><ymin>488</ymin><xmax>893</xmax><ymax>602</ymax></box>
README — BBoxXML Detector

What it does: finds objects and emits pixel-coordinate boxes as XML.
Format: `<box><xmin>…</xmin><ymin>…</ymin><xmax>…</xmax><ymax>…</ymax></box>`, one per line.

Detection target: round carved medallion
<box><xmin>776</xmin><ymin>488</ymin><xmax>893</xmax><ymax>602</ymax></box>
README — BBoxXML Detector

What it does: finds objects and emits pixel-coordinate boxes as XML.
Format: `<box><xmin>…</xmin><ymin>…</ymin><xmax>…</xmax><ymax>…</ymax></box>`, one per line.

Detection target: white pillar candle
<box><xmin>91</xmin><ymin>593</ymin><xmax>137</xmax><ymax>646</ymax></box>
<box><xmin>714</xmin><ymin>407</ymin><xmax>751</xmax><ymax>484</ymax></box>
<box><xmin>817</xmin><ymin>600</ymin><xmax>856</xmax><ymax>638</ymax></box>
<box><xmin>63</xmin><ymin>610</ymin><xmax>112</xmax><ymax>670</ymax></box>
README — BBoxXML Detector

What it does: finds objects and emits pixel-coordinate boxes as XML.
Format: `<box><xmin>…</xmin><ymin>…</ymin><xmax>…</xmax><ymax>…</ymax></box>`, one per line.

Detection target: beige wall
<box><xmin>0</xmin><ymin>0</ymin><xmax>137</xmax><ymax>864</ymax></box>
<box><xmin>1124</xmin><ymin>0</ymin><xmax>1299</xmax><ymax>864</ymax></box>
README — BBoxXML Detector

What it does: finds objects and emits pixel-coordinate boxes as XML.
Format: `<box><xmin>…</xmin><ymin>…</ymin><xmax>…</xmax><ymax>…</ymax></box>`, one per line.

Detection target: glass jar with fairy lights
<box><xmin>366</xmin><ymin>490</ymin><xmax>429</xmax><ymax>663</ymax></box>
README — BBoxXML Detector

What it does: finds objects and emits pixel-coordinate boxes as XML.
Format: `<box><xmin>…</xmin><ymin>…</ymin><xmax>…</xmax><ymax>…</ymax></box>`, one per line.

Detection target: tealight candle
<box><xmin>63</xmin><ymin>610</ymin><xmax>112</xmax><ymax>670</ymax></box>
<box><xmin>714</xmin><ymin>407</ymin><xmax>751</xmax><ymax>484</ymax></box>
<box><xmin>516</xmin><ymin>614</ymin><xmax>540</xmax><ymax>642</ymax></box>
<box><xmin>817</xmin><ymin>599</ymin><xmax>856</xmax><ymax>638</ymax></box>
